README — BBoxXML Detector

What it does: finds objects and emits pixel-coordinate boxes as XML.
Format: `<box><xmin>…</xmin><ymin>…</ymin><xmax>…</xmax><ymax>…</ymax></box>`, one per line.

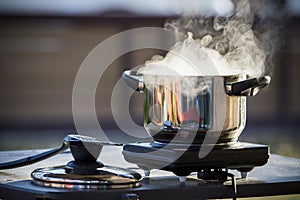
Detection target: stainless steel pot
<box><xmin>123</xmin><ymin>70</ymin><xmax>270</xmax><ymax>144</ymax></box>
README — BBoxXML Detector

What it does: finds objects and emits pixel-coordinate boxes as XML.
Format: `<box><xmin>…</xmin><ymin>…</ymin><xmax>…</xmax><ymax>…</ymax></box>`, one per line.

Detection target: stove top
<box><xmin>0</xmin><ymin>146</ymin><xmax>300</xmax><ymax>200</ymax></box>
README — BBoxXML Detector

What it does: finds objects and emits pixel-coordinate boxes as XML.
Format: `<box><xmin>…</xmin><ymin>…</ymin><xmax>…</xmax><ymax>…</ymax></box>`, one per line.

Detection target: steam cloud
<box><xmin>139</xmin><ymin>0</ymin><xmax>283</xmax><ymax>78</ymax></box>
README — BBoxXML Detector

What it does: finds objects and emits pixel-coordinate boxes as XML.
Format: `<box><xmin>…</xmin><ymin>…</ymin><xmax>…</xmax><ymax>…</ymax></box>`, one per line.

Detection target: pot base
<box><xmin>148</xmin><ymin>127</ymin><xmax>245</xmax><ymax>145</ymax></box>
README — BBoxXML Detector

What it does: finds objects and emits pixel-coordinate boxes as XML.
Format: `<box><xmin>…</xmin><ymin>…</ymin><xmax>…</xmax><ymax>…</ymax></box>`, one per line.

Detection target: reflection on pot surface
<box><xmin>143</xmin><ymin>75</ymin><xmax>246</xmax><ymax>144</ymax></box>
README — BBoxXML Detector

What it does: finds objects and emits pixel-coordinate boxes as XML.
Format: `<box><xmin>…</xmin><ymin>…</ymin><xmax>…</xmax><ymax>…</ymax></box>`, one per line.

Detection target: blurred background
<box><xmin>0</xmin><ymin>0</ymin><xmax>299</xmax><ymax>163</ymax></box>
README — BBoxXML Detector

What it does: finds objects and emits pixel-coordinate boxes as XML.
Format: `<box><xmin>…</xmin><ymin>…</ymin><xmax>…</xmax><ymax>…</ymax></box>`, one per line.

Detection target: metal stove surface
<box><xmin>0</xmin><ymin>146</ymin><xmax>300</xmax><ymax>200</ymax></box>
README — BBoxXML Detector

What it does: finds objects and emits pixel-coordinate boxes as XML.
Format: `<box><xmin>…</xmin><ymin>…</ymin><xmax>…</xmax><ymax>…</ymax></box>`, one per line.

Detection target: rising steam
<box><xmin>139</xmin><ymin>0</ymin><xmax>282</xmax><ymax>78</ymax></box>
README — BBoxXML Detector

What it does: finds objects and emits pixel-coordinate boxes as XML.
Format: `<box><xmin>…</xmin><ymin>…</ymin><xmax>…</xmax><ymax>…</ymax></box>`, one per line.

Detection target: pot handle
<box><xmin>122</xmin><ymin>70</ymin><xmax>144</xmax><ymax>92</ymax></box>
<box><xmin>225</xmin><ymin>76</ymin><xmax>271</xmax><ymax>96</ymax></box>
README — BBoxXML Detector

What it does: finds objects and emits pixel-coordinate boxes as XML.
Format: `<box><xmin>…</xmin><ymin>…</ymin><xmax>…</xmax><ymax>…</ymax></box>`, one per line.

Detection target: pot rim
<box><xmin>141</xmin><ymin>73</ymin><xmax>248</xmax><ymax>78</ymax></box>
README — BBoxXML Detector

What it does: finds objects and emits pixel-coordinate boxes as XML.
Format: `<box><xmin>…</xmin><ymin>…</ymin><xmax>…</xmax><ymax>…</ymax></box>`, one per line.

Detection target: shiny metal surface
<box><xmin>143</xmin><ymin>75</ymin><xmax>247</xmax><ymax>143</ymax></box>
<box><xmin>31</xmin><ymin>165</ymin><xmax>142</xmax><ymax>189</ymax></box>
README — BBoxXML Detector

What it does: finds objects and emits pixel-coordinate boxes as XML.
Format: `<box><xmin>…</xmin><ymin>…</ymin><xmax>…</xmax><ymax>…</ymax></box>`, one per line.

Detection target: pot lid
<box><xmin>31</xmin><ymin>165</ymin><xmax>142</xmax><ymax>189</ymax></box>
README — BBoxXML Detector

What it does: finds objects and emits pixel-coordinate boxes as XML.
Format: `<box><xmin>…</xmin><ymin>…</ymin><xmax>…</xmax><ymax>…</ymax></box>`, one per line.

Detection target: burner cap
<box><xmin>31</xmin><ymin>165</ymin><xmax>142</xmax><ymax>189</ymax></box>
